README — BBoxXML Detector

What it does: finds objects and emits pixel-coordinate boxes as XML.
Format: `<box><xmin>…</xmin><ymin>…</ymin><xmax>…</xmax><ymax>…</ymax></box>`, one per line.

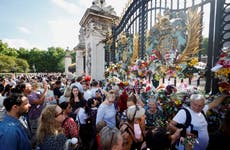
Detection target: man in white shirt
<box><xmin>90</xmin><ymin>80</ymin><xmax>99</xmax><ymax>98</ymax></box>
<box><xmin>169</xmin><ymin>94</ymin><xmax>228</xmax><ymax>150</ymax></box>
<box><xmin>82</xmin><ymin>81</ymin><xmax>92</xmax><ymax>101</ymax></box>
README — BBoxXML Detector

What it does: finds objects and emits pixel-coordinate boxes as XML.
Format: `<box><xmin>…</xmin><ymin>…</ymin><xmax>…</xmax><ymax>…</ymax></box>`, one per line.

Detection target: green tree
<box><xmin>27</xmin><ymin>48</ymin><xmax>47</xmax><ymax>72</ymax></box>
<box><xmin>46</xmin><ymin>47</ymin><xmax>66</xmax><ymax>72</ymax></box>
<box><xmin>14</xmin><ymin>58</ymin><xmax>29</xmax><ymax>73</ymax></box>
<box><xmin>0</xmin><ymin>40</ymin><xmax>18</xmax><ymax>57</ymax></box>
<box><xmin>0</xmin><ymin>55</ymin><xmax>29</xmax><ymax>73</ymax></box>
<box><xmin>0</xmin><ymin>39</ymin><xmax>67</xmax><ymax>73</ymax></box>
<box><xmin>3</xmin><ymin>47</ymin><xmax>18</xmax><ymax>57</ymax></box>
<box><xmin>18</xmin><ymin>47</ymin><xmax>30</xmax><ymax>60</ymax></box>
<box><xmin>0</xmin><ymin>40</ymin><xmax>9</xmax><ymax>54</ymax></box>
<box><xmin>71</xmin><ymin>51</ymin><xmax>76</xmax><ymax>63</ymax></box>
<box><xmin>0</xmin><ymin>55</ymin><xmax>16</xmax><ymax>73</ymax></box>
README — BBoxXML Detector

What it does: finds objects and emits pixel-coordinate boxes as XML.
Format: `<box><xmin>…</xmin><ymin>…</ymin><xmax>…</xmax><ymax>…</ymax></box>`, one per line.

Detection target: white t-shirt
<box><xmin>83</xmin><ymin>90</ymin><xmax>92</xmax><ymax>101</ymax></box>
<box><xmin>173</xmin><ymin>105</ymin><xmax>209</xmax><ymax>150</ymax></box>
<box><xmin>90</xmin><ymin>87</ymin><xmax>98</xmax><ymax>98</ymax></box>
<box><xmin>76</xmin><ymin>107</ymin><xmax>88</xmax><ymax>124</ymax></box>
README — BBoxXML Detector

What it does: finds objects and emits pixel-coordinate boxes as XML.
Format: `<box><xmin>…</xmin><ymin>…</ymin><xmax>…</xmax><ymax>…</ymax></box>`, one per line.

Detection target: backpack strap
<box><xmin>181</xmin><ymin>108</ymin><xmax>207</xmax><ymax>128</ymax></box>
<box><xmin>120</xmin><ymin>122</ymin><xmax>134</xmax><ymax>134</ymax></box>
<box><xmin>201</xmin><ymin>110</ymin><xmax>208</xmax><ymax>122</ymax></box>
<box><xmin>181</xmin><ymin>108</ymin><xmax>191</xmax><ymax>128</ymax></box>
<box><xmin>120</xmin><ymin>122</ymin><xmax>136</xmax><ymax>142</ymax></box>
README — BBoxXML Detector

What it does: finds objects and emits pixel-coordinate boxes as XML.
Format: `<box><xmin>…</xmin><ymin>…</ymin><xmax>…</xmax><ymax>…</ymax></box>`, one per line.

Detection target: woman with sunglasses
<box><xmin>36</xmin><ymin>105</ymin><xmax>67</xmax><ymax>150</ymax></box>
<box><xmin>120</xmin><ymin>105</ymin><xmax>146</xmax><ymax>150</ymax></box>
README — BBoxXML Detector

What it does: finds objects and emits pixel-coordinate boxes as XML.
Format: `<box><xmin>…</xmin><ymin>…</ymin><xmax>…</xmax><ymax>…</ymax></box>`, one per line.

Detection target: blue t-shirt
<box><xmin>96</xmin><ymin>102</ymin><xmax>116</xmax><ymax>128</ymax></box>
<box><xmin>0</xmin><ymin>114</ymin><xmax>31</xmax><ymax>150</ymax></box>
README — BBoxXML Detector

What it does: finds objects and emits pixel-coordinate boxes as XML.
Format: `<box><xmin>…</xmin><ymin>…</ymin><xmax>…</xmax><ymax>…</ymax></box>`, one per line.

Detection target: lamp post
<box><xmin>32</xmin><ymin>64</ymin><xmax>36</xmax><ymax>73</ymax></box>
<box><xmin>14</xmin><ymin>65</ymin><xmax>17</xmax><ymax>76</ymax></box>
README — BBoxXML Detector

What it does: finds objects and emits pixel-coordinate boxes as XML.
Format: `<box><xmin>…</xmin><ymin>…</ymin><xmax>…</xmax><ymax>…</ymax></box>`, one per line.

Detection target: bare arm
<box><xmin>170</xmin><ymin>128</ymin><xmax>183</xmax><ymax>144</ymax></box>
<box><xmin>168</xmin><ymin>120</ymin><xmax>178</xmax><ymax>132</ymax></box>
<box><xmin>208</xmin><ymin>95</ymin><xmax>228</xmax><ymax>110</ymax></box>
<box><xmin>30</xmin><ymin>82</ymin><xmax>48</xmax><ymax>105</ymax></box>
<box><xmin>134</xmin><ymin>94</ymin><xmax>145</xmax><ymax>107</ymax></box>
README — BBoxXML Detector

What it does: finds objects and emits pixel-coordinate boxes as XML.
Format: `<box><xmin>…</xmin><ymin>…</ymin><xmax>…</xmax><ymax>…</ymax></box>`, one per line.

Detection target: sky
<box><xmin>0</xmin><ymin>0</ymin><xmax>124</xmax><ymax>50</ymax></box>
<box><xmin>0</xmin><ymin>0</ymin><xmax>210</xmax><ymax>50</ymax></box>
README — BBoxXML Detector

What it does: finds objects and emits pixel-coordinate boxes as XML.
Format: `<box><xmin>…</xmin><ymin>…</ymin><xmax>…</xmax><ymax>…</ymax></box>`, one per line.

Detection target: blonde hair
<box><xmin>104</xmin><ymin>90</ymin><xmax>116</xmax><ymax>102</ymax></box>
<box><xmin>36</xmin><ymin>105</ymin><xmax>63</xmax><ymax>144</ymax></box>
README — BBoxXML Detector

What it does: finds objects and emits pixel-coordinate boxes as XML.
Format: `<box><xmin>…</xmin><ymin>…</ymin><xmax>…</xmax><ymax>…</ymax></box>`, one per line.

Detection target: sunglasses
<box><xmin>55</xmin><ymin>111</ymin><xmax>63</xmax><ymax>117</ymax></box>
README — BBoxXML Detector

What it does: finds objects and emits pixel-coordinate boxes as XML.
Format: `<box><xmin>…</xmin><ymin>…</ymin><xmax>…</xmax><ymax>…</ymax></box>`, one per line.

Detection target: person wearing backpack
<box><xmin>119</xmin><ymin>105</ymin><xmax>146</xmax><ymax>150</ymax></box>
<box><xmin>168</xmin><ymin>94</ymin><xmax>228</xmax><ymax>150</ymax></box>
<box><xmin>77</xmin><ymin>99</ymin><xmax>95</xmax><ymax>150</ymax></box>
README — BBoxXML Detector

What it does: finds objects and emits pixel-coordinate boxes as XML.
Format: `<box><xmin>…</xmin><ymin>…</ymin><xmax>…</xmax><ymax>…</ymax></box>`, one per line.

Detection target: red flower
<box><xmin>117</xmin><ymin>91</ymin><xmax>128</xmax><ymax>112</ymax></box>
<box><xmin>219</xmin><ymin>53</ymin><xmax>227</xmax><ymax>58</ymax></box>
<box><xmin>218</xmin><ymin>60</ymin><xmax>224</xmax><ymax>65</ymax></box>
<box><xmin>146</xmin><ymin>86</ymin><xmax>151</xmax><ymax>92</ymax></box>
<box><xmin>84</xmin><ymin>75</ymin><xmax>91</xmax><ymax>82</ymax></box>
<box><xmin>118</xmin><ymin>82</ymin><xmax>125</xmax><ymax>88</ymax></box>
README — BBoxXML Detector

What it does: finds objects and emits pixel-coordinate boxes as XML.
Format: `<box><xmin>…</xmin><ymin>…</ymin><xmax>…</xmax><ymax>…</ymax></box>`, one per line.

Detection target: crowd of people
<box><xmin>0</xmin><ymin>73</ymin><xmax>229</xmax><ymax>150</ymax></box>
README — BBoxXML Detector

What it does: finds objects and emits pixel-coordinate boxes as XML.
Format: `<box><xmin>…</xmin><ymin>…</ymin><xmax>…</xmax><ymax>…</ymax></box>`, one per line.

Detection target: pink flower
<box><xmin>133</xmin><ymin>65</ymin><xmax>138</xmax><ymax>70</ymax></box>
<box><xmin>150</xmin><ymin>55</ymin><xmax>156</xmax><ymax>61</ymax></box>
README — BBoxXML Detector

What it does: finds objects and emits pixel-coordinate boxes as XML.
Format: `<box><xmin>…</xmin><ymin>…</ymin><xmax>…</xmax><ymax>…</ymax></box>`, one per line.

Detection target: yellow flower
<box><xmin>124</xmin><ymin>81</ymin><xmax>129</xmax><ymax>86</ymax></box>
<box><xmin>161</xmin><ymin>65</ymin><xmax>167</xmax><ymax>72</ymax></box>
<box><xmin>176</xmin><ymin>65</ymin><xmax>181</xmax><ymax>70</ymax></box>
<box><xmin>174</xmin><ymin>99</ymin><xmax>181</xmax><ymax>105</ymax></box>
<box><xmin>188</xmin><ymin>58</ymin><xmax>198</xmax><ymax>67</ymax></box>
<box><xmin>219</xmin><ymin>87</ymin><xmax>224</xmax><ymax>93</ymax></box>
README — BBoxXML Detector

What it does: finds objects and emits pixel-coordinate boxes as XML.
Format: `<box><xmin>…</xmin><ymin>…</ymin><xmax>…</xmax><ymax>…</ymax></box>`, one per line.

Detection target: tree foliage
<box><xmin>0</xmin><ymin>40</ymin><xmax>68</xmax><ymax>73</ymax></box>
<box><xmin>14</xmin><ymin>58</ymin><xmax>29</xmax><ymax>72</ymax></box>
<box><xmin>0</xmin><ymin>55</ymin><xmax>16</xmax><ymax>73</ymax></box>
<box><xmin>71</xmin><ymin>51</ymin><xmax>76</xmax><ymax>63</ymax></box>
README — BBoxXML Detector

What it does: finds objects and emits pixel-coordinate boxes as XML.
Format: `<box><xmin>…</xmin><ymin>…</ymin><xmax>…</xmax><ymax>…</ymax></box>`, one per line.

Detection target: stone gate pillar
<box><xmin>75</xmin><ymin>49</ymin><xmax>84</xmax><ymax>77</ymax></box>
<box><xmin>78</xmin><ymin>0</ymin><xmax>118</xmax><ymax>80</ymax></box>
<box><xmin>74</xmin><ymin>27</ymin><xmax>86</xmax><ymax>77</ymax></box>
<box><xmin>65</xmin><ymin>47</ymin><xmax>72</xmax><ymax>74</ymax></box>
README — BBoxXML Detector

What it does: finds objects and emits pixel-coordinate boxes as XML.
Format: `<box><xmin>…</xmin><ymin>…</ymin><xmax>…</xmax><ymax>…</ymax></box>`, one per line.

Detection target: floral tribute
<box><xmin>212</xmin><ymin>48</ymin><xmax>230</xmax><ymax>94</ymax></box>
<box><xmin>103</xmin><ymin>9</ymin><xmax>229</xmax><ymax>147</ymax></box>
<box><xmin>208</xmin><ymin>48</ymin><xmax>230</xmax><ymax>133</ymax></box>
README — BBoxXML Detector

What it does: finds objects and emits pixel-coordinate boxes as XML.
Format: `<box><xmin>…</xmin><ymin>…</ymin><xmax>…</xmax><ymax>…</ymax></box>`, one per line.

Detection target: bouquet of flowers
<box><xmin>212</xmin><ymin>49</ymin><xmax>230</xmax><ymax>94</ymax></box>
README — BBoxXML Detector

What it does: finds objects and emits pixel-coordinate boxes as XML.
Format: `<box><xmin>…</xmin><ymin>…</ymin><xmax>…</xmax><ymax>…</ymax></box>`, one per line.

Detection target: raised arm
<box><xmin>30</xmin><ymin>82</ymin><xmax>48</xmax><ymax>105</ymax></box>
<box><xmin>208</xmin><ymin>95</ymin><xmax>228</xmax><ymax>110</ymax></box>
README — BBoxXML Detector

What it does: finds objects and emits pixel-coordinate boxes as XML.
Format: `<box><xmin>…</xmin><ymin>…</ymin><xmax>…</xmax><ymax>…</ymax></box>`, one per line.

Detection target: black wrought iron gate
<box><xmin>105</xmin><ymin>0</ymin><xmax>230</xmax><ymax>94</ymax></box>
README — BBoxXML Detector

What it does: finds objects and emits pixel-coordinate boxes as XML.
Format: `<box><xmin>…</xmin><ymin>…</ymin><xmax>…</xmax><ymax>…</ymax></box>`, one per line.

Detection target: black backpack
<box><xmin>176</xmin><ymin>108</ymin><xmax>207</xmax><ymax>137</ymax></box>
